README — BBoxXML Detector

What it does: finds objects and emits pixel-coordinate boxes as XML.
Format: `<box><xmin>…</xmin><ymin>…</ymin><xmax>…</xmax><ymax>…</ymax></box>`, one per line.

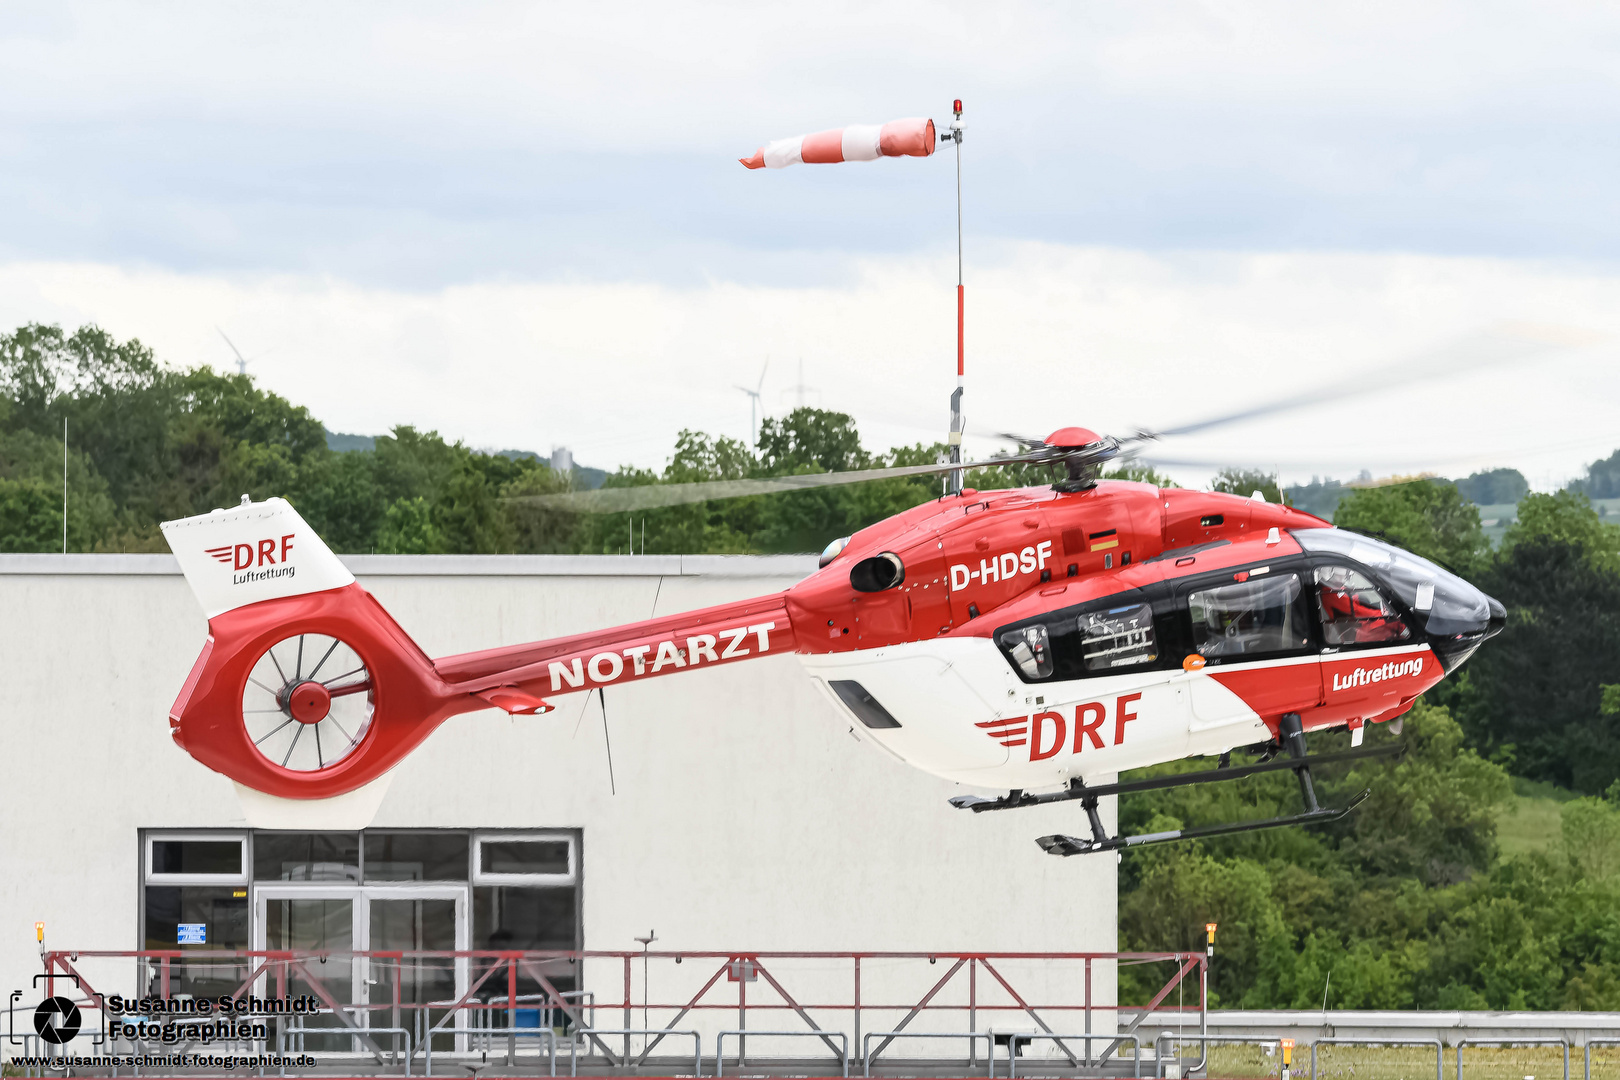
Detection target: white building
<box><xmin>2</xmin><ymin>553</ymin><xmax>1117</xmax><ymax>1061</ymax></box>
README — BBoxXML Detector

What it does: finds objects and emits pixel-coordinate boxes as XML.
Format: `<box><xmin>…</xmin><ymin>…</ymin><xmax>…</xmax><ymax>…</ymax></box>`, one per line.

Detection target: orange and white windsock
<box><xmin>740</xmin><ymin>117</ymin><xmax>936</xmax><ymax>169</ymax></box>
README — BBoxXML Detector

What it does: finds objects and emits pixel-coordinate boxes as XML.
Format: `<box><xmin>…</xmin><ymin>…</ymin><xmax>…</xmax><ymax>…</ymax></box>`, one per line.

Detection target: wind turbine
<box><xmin>735</xmin><ymin>360</ymin><xmax>768</xmax><ymax>445</ymax></box>
<box><xmin>216</xmin><ymin>327</ymin><xmax>258</xmax><ymax>377</ymax></box>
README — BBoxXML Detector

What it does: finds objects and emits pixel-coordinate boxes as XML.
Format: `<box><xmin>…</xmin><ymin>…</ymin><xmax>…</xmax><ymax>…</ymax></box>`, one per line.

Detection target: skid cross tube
<box><xmin>717</xmin><ymin>1029</ymin><xmax>849</xmax><ymax>1077</ymax></box>
<box><xmin>954</xmin><ymin>741</ymin><xmax>1403</xmax><ymax>813</ymax></box>
<box><xmin>1016</xmin><ymin>720</ymin><xmax>1397</xmax><ymax>855</ymax></box>
<box><xmin>1038</xmin><ymin>793</ymin><xmax>1372</xmax><ymax>856</ymax></box>
<box><xmin>1308</xmin><ymin>1037</ymin><xmax>1443</xmax><ymax>1080</ymax></box>
<box><xmin>1458</xmin><ymin>1037</ymin><xmax>1569</xmax><ymax>1080</ymax></box>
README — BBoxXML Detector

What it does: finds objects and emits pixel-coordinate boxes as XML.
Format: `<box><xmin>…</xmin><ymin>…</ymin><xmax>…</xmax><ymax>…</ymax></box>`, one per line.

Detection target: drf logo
<box><xmin>977</xmin><ymin>693</ymin><xmax>1142</xmax><ymax>760</ymax></box>
<box><xmin>207</xmin><ymin>534</ymin><xmax>295</xmax><ymax>571</ymax></box>
<box><xmin>950</xmin><ymin>540</ymin><xmax>1052</xmax><ymax>592</ymax></box>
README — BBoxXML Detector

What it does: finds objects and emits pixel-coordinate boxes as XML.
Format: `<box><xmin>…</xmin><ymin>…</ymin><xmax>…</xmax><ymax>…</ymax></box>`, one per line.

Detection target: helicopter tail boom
<box><xmin>161</xmin><ymin>497</ymin><xmax>800</xmax><ymax>798</ymax></box>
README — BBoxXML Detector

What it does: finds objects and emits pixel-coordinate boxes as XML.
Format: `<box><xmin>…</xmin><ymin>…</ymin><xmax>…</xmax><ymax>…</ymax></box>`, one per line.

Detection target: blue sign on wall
<box><xmin>177</xmin><ymin>923</ymin><xmax>206</xmax><ymax>944</ymax></box>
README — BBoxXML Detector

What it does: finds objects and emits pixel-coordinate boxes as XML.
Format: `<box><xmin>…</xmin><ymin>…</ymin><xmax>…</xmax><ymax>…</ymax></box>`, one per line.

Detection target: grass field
<box><xmin>1495</xmin><ymin>777</ymin><xmax>1576</xmax><ymax>860</ymax></box>
<box><xmin>1189</xmin><ymin>1042</ymin><xmax>1620</xmax><ymax>1080</ymax></box>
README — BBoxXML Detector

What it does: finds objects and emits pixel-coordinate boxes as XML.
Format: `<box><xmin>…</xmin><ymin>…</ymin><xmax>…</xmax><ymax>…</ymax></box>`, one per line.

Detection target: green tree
<box><xmin>1212</xmin><ymin>468</ymin><xmax>1290</xmax><ymax>507</ymax></box>
<box><xmin>1455</xmin><ymin>467</ymin><xmax>1529</xmax><ymax>506</ymax></box>
<box><xmin>376</xmin><ymin>497</ymin><xmax>444</xmax><ymax>554</ymax></box>
<box><xmin>1458</xmin><ymin>494</ymin><xmax>1620</xmax><ymax>792</ymax></box>
<box><xmin>1562</xmin><ymin>796</ymin><xmax>1620</xmax><ymax>879</ymax></box>
<box><xmin>1504</xmin><ymin>490</ymin><xmax>1620</xmax><ymax>572</ymax></box>
<box><xmin>757</xmin><ymin>408</ymin><xmax>867</xmax><ymax>473</ymax></box>
<box><xmin>1568</xmin><ymin>448</ymin><xmax>1620</xmax><ymax>500</ymax></box>
<box><xmin>0</xmin><ymin>478</ymin><xmax>61</xmax><ymax>551</ymax></box>
<box><xmin>1332</xmin><ymin>480</ymin><xmax>1487</xmax><ymax>575</ymax></box>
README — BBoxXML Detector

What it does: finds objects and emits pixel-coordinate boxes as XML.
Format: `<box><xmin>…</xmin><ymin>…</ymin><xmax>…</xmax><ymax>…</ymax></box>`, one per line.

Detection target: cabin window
<box><xmin>1188</xmin><ymin>575</ymin><xmax>1311</xmax><ymax>659</ymax></box>
<box><xmin>1078</xmin><ymin>603</ymin><xmax>1158</xmax><ymax>671</ymax></box>
<box><xmin>999</xmin><ymin>624</ymin><xmax>1054</xmax><ymax>679</ymax></box>
<box><xmin>1313</xmin><ymin>565</ymin><xmax>1411</xmax><ymax>646</ymax></box>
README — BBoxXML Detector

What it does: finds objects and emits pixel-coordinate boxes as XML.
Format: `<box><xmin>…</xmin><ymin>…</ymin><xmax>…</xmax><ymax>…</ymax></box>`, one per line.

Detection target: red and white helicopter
<box><xmin>160</xmin><ymin>346</ymin><xmax>1519</xmax><ymax>854</ymax></box>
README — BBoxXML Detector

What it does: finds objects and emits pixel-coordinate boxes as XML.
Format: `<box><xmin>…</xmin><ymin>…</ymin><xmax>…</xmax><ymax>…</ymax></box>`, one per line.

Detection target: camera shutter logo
<box><xmin>33</xmin><ymin>996</ymin><xmax>81</xmax><ymax>1044</ymax></box>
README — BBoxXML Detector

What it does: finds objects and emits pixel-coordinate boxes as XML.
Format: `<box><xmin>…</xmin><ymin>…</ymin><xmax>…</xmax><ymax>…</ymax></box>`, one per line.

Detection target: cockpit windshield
<box><xmin>1291</xmin><ymin>528</ymin><xmax>1491</xmax><ymax>637</ymax></box>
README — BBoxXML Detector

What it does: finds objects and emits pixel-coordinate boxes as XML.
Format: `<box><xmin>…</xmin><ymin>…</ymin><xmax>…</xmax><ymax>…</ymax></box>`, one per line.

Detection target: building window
<box><xmin>140</xmin><ymin>832</ymin><xmax>250</xmax><ymax>998</ymax></box>
<box><xmin>140</xmin><ymin>829</ymin><xmax>582</xmax><ymax>1016</ymax></box>
<box><xmin>254</xmin><ymin>832</ymin><xmax>361</xmax><ymax>882</ymax></box>
<box><xmin>474</xmin><ymin>834</ymin><xmax>573</xmax><ymax>884</ymax></box>
<box><xmin>364</xmin><ymin>831</ymin><xmax>469</xmax><ymax>881</ymax></box>
<box><xmin>471</xmin><ymin>832</ymin><xmax>580</xmax><ymax>1002</ymax></box>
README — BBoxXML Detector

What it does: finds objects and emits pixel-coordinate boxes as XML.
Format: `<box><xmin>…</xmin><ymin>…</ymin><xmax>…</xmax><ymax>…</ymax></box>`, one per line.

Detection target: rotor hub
<box><xmin>1045</xmin><ymin>426</ymin><xmax>1102</xmax><ymax>448</ymax></box>
<box><xmin>284</xmin><ymin>681</ymin><xmax>332</xmax><ymax>725</ymax></box>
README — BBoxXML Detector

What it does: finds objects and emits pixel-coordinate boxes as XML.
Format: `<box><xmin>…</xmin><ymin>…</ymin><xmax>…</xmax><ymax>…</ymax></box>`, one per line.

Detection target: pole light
<box><xmin>1205</xmin><ymin>922</ymin><xmax>1217</xmax><ymax>958</ymax></box>
<box><xmin>1281</xmin><ymin>1037</ymin><xmax>1295</xmax><ymax>1080</ymax></box>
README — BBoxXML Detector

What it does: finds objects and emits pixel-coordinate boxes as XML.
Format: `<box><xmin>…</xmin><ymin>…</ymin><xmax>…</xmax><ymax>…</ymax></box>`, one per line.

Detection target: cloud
<box><xmin>6</xmin><ymin>2</ymin><xmax>1620</xmax><ymax>285</ymax></box>
<box><xmin>4</xmin><ymin>243</ymin><xmax>1616</xmax><ymax>489</ymax></box>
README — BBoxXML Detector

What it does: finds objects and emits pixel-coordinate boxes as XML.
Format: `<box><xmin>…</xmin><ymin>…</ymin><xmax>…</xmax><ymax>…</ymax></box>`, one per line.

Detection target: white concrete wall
<box><xmin>1</xmin><ymin>554</ymin><xmax>1116</xmax><ymax>1047</ymax></box>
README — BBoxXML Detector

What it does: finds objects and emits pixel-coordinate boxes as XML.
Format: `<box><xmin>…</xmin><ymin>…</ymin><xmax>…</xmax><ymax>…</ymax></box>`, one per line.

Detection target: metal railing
<box><xmin>569</xmin><ymin>1028</ymin><xmax>700</xmax><ymax>1077</ymax></box>
<box><xmin>1311</xmin><ymin>1037</ymin><xmax>1443</xmax><ymax>1080</ymax></box>
<box><xmin>25</xmin><ymin>946</ymin><xmax>1204</xmax><ymax>1077</ymax></box>
<box><xmin>1006</xmin><ymin>1033</ymin><xmax>1140</xmax><ymax>1079</ymax></box>
<box><xmin>1457</xmin><ymin>1037</ymin><xmax>1570</xmax><ymax>1080</ymax></box>
<box><xmin>861</xmin><ymin>1031</ymin><xmax>994</xmax><ymax>1077</ymax></box>
<box><xmin>716</xmin><ymin>1029</ymin><xmax>849</xmax><ymax>1076</ymax></box>
<box><xmin>1585</xmin><ymin>1037</ymin><xmax>1620</xmax><ymax>1080</ymax></box>
<box><xmin>420</xmin><ymin>1027</ymin><xmax>555</xmax><ymax>1076</ymax></box>
<box><xmin>1155</xmin><ymin>1033</ymin><xmax>1279</xmax><ymax>1078</ymax></box>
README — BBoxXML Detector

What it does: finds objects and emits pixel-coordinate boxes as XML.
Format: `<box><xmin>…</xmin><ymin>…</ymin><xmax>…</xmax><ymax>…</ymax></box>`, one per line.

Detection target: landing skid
<box><xmin>949</xmin><ymin>713</ymin><xmax>1404</xmax><ymax>856</ymax></box>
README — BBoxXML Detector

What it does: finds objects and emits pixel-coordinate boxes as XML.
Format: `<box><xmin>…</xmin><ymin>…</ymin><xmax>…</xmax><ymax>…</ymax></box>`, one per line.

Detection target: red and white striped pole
<box><xmin>944</xmin><ymin>99</ymin><xmax>966</xmax><ymax>495</ymax></box>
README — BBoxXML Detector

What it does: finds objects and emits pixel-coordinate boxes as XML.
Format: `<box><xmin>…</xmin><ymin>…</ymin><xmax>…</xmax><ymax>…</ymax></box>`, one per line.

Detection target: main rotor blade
<box><xmin>1141</xmin><ymin>322</ymin><xmax>1603</xmax><ymax>441</ymax></box>
<box><xmin>505</xmin><ymin>455</ymin><xmax>1048</xmax><ymax>514</ymax></box>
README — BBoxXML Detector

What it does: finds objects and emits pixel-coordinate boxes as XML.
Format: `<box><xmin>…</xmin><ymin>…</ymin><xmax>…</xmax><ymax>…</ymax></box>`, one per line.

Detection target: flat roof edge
<box><xmin>0</xmin><ymin>553</ymin><xmax>820</xmax><ymax>578</ymax></box>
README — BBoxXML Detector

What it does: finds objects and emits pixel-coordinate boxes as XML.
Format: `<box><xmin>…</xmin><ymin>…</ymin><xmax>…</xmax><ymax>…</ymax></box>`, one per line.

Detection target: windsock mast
<box><xmin>945</xmin><ymin>98</ymin><xmax>966</xmax><ymax>495</ymax></box>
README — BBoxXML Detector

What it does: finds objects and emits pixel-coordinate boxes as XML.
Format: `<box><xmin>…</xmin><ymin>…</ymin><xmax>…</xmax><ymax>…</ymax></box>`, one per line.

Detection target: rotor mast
<box><xmin>945</xmin><ymin>99</ymin><xmax>965</xmax><ymax>495</ymax></box>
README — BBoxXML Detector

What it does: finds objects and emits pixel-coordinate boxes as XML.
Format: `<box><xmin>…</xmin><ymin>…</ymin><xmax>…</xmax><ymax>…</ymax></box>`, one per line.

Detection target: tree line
<box><xmin>7</xmin><ymin>322</ymin><xmax>1620</xmax><ymax>1009</ymax></box>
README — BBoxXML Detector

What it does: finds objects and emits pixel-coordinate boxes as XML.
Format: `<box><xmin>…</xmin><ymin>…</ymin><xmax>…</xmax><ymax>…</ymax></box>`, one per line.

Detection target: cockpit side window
<box><xmin>1076</xmin><ymin>603</ymin><xmax>1158</xmax><ymax>672</ymax></box>
<box><xmin>995</xmin><ymin>596</ymin><xmax>1161</xmax><ymax>682</ymax></box>
<box><xmin>1313</xmin><ymin>565</ymin><xmax>1411</xmax><ymax>647</ymax></box>
<box><xmin>999</xmin><ymin>624</ymin><xmax>1054</xmax><ymax>680</ymax></box>
<box><xmin>1187</xmin><ymin>575</ymin><xmax>1311</xmax><ymax>659</ymax></box>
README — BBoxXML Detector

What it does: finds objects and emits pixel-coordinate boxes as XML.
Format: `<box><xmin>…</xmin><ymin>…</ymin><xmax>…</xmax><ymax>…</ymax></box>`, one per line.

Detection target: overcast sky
<box><xmin>4</xmin><ymin>1</ymin><xmax>1620</xmax><ymax>488</ymax></box>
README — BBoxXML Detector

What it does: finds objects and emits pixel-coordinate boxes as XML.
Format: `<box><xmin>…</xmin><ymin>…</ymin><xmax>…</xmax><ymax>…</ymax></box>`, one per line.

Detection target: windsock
<box><xmin>740</xmin><ymin>118</ymin><xmax>936</xmax><ymax>169</ymax></box>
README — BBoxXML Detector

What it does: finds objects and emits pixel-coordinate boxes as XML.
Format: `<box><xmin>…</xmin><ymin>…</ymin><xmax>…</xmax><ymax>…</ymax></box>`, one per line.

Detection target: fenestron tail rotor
<box><xmin>242</xmin><ymin>634</ymin><xmax>374</xmax><ymax>772</ymax></box>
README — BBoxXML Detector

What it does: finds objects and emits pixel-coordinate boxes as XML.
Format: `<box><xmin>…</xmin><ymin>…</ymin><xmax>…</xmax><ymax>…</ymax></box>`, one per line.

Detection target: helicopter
<box><xmin>160</xmin><ymin>328</ymin><xmax>1576</xmax><ymax>855</ymax></box>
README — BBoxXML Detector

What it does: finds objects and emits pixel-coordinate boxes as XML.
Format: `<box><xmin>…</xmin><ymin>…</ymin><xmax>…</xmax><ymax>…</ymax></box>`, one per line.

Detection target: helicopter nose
<box><xmin>1427</xmin><ymin>588</ymin><xmax>1504</xmax><ymax>673</ymax></box>
<box><xmin>1484</xmin><ymin>596</ymin><xmax>1506</xmax><ymax>640</ymax></box>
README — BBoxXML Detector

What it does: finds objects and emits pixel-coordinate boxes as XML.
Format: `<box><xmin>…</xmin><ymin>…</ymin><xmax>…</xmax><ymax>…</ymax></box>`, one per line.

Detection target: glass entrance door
<box><xmin>257</xmin><ymin>890</ymin><xmax>358</xmax><ymax>1054</ymax></box>
<box><xmin>256</xmin><ymin>885</ymin><xmax>468</xmax><ymax>1055</ymax></box>
<box><xmin>363</xmin><ymin>888</ymin><xmax>467</xmax><ymax>1054</ymax></box>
